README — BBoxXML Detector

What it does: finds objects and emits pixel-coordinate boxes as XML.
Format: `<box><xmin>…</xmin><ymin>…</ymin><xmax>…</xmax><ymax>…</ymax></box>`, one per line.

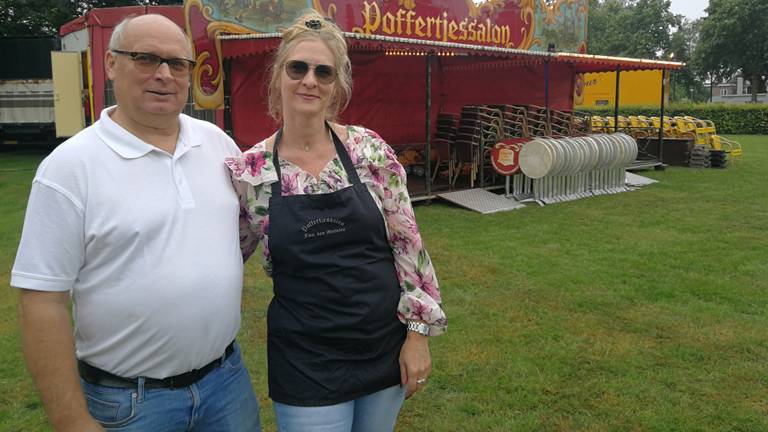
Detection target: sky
<box><xmin>669</xmin><ymin>0</ymin><xmax>709</xmax><ymax>20</ymax></box>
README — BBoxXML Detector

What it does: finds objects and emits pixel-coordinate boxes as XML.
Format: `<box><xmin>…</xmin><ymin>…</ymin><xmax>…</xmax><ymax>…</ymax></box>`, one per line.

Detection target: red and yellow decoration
<box><xmin>185</xmin><ymin>0</ymin><xmax>587</xmax><ymax>109</ymax></box>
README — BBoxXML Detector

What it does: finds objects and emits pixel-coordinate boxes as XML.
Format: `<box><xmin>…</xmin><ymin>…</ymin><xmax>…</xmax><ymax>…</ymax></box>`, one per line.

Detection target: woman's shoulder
<box><xmin>344</xmin><ymin>125</ymin><xmax>385</xmax><ymax>143</ymax></box>
<box><xmin>339</xmin><ymin>125</ymin><xmax>401</xmax><ymax>173</ymax></box>
<box><xmin>342</xmin><ymin>125</ymin><xmax>390</xmax><ymax>155</ymax></box>
<box><xmin>224</xmin><ymin>136</ymin><xmax>279</xmax><ymax>186</ymax></box>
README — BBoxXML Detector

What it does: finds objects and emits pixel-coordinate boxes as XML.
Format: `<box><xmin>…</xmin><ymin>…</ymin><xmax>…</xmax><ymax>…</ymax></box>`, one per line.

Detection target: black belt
<box><xmin>78</xmin><ymin>340</ymin><xmax>235</xmax><ymax>390</ymax></box>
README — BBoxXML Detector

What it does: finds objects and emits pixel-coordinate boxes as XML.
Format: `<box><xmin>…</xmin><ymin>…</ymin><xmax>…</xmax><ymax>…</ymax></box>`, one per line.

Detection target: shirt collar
<box><xmin>95</xmin><ymin>106</ymin><xmax>198</xmax><ymax>159</ymax></box>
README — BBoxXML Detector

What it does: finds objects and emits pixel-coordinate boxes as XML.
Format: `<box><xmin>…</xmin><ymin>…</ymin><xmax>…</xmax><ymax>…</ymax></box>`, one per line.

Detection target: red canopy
<box><xmin>220</xmin><ymin>33</ymin><xmax>683</xmax><ymax>149</ymax></box>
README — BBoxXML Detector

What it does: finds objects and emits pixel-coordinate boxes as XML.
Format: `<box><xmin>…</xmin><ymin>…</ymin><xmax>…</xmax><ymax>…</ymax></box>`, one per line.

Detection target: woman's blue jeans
<box><xmin>80</xmin><ymin>342</ymin><xmax>260</xmax><ymax>431</ymax></box>
<box><xmin>273</xmin><ymin>384</ymin><xmax>406</xmax><ymax>432</ymax></box>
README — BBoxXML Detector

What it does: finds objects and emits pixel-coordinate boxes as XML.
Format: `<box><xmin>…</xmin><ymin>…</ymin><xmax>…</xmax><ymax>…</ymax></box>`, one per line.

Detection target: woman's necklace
<box><xmin>297</xmin><ymin>128</ymin><xmax>332</xmax><ymax>152</ymax></box>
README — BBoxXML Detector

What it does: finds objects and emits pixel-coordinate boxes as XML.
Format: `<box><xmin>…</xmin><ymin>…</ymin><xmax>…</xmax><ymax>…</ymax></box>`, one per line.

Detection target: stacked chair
<box><xmin>431</xmin><ymin>113</ymin><xmax>458</xmax><ymax>182</ymax></box>
<box><xmin>571</xmin><ymin>110</ymin><xmax>592</xmax><ymax>135</ymax></box>
<box><xmin>549</xmin><ymin>108</ymin><xmax>576</xmax><ymax>137</ymax></box>
<box><xmin>526</xmin><ymin>105</ymin><xmax>551</xmax><ymax>137</ymax></box>
<box><xmin>431</xmin><ymin>105</ymin><xmax>509</xmax><ymax>188</ymax></box>
<box><xmin>669</xmin><ymin>115</ymin><xmax>742</xmax><ymax>161</ymax></box>
<box><xmin>587</xmin><ymin>114</ymin><xmax>742</xmax><ymax>162</ymax></box>
<box><xmin>493</xmin><ymin>105</ymin><xmax>530</xmax><ymax>139</ymax></box>
<box><xmin>628</xmin><ymin>116</ymin><xmax>654</xmax><ymax>139</ymax></box>
<box><xmin>428</xmin><ymin>105</ymin><xmax>747</xmax><ymax>194</ymax></box>
<box><xmin>709</xmin><ymin>150</ymin><xmax>729</xmax><ymax>168</ymax></box>
<box><xmin>455</xmin><ymin>105</ymin><xmax>504</xmax><ymax>187</ymax></box>
<box><xmin>682</xmin><ymin>116</ymin><xmax>742</xmax><ymax>159</ymax></box>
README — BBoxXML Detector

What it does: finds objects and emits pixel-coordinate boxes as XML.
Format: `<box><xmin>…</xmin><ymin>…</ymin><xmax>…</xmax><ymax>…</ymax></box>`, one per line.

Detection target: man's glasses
<box><xmin>284</xmin><ymin>60</ymin><xmax>337</xmax><ymax>85</ymax></box>
<box><xmin>112</xmin><ymin>50</ymin><xmax>196</xmax><ymax>77</ymax></box>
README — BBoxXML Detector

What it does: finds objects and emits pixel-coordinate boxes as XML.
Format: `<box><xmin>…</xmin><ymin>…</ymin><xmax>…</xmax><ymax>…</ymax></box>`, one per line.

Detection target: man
<box><xmin>11</xmin><ymin>14</ymin><xmax>260</xmax><ymax>431</ymax></box>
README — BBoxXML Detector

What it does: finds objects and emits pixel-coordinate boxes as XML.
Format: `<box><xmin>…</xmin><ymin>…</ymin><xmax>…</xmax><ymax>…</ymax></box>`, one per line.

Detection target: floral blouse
<box><xmin>225</xmin><ymin>125</ymin><xmax>446</xmax><ymax>336</ymax></box>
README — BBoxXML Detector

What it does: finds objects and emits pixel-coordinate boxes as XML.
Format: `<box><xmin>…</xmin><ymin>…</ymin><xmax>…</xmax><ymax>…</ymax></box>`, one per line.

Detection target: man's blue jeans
<box><xmin>80</xmin><ymin>342</ymin><xmax>260</xmax><ymax>431</ymax></box>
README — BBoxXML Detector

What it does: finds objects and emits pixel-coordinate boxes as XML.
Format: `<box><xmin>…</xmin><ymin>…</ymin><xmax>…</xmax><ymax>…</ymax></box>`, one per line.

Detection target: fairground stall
<box><xmin>185</xmin><ymin>0</ymin><xmax>683</xmax><ymax>206</ymax></box>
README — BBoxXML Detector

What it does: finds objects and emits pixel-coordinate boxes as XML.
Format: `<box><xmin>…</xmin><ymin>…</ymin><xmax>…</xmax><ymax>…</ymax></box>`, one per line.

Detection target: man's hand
<box><xmin>20</xmin><ymin>289</ymin><xmax>104</xmax><ymax>432</ymax></box>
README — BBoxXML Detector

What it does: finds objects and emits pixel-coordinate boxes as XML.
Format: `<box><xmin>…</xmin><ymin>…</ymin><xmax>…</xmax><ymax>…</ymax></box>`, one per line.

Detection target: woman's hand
<box><xmin>399</xmin><ymin>329</ymin><xmax>431</xmax><ymax>399</ymax></box>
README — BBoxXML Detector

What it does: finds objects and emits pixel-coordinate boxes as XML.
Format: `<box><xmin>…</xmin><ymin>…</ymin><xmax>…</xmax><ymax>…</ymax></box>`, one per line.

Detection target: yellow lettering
<box><xmin>459</xmin><ymin>19</ymin><xmax>468</xmax><ymax>40</ymax></box>
<box><xmin>426</xmin><ymin>17</ymin><xmax>436</xmax><ymax>37</ymax></box>
<box><xmin>353</xmin><ymin>1</ymin><xmax>381</xmax><ymax>34</ymax></box>
<box><xmin>396</xmin><ymin>9</ymin><xmax>406</xmax><ymax>35</ymax></box>
<box><xmin>383</xmin><ymin>11</ymin><xmax>396</xmax><ymax>35</ymax></box>
<box><xmin>478</xmin><ymin>22</ymin><xmax>487</xmax><ymax>43</ymax></box>
<box><xmin>415</xmin><ymin>16</ymin><xmax>426</xmax><ymax>37</ymax></box>
<box><xmin>355</xmin><ymin>6</ymin><xmax>514</xmax><ymax>48</ymax></box>
<box><xmin>442</xmin><ymin>12</ymin><xmax>449</xmax><ymax>42</ymax></box>
<box><xmin>492</xmin><ymin>24</ymin><xmax>502</xmax><ymax>44</ymax></box>
<box><xmin>406</xmin><ymin>10</ymin><xmax>415</xmax><ymax>35</ymax></box>
<box><xmin>448</xmin><ymin>21</ymin><xmax>459</xmax><ymax>41</ymax></box>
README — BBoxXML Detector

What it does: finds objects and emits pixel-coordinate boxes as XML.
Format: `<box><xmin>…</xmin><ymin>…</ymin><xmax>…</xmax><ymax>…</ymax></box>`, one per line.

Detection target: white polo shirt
<box><xmin>12</xmin><ymin>107</ymin><xmax>244</xmax><ymax>379</ymax></box>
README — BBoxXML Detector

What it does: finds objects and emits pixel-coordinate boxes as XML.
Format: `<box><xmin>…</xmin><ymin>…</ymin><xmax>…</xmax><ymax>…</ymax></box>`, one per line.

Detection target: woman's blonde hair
<box><xmin>267</xmin><ymin>11</ymin><xmax>352</xmax><ymax>122</ymax></box>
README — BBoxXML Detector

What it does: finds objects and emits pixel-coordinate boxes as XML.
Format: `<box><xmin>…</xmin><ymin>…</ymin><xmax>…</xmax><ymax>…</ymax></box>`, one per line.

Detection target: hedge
<box><xmin>579</xmin><ymin>103</ymin><xmax>768</xmax><ymax>135</ymax></box>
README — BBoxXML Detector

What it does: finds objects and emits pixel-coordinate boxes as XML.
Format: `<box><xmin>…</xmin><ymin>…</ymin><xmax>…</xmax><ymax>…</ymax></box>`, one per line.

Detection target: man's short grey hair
<box><xmin>108</xmin><ymin>14</ymin><xmax>192</xmax><ymax>58</ymax></box>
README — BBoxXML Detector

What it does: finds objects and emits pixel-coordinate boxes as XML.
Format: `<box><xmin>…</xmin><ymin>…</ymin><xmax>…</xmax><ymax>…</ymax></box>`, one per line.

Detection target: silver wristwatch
<box><xmin>406</xmin><ymin>320</ymin><xmax>430</xmax><ymax>337</ymax></box>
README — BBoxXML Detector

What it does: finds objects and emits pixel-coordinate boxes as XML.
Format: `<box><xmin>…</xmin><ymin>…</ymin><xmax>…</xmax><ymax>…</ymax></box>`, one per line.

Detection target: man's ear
<box><xmin>105</xmin><ymin>50</ymin><xmax>117</xmax><ymax>80</ymax></box>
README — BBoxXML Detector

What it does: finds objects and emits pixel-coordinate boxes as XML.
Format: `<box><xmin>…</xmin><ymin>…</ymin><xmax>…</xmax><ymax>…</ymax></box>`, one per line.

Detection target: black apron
<box><xmin>266</xmin><ymin>126</ymin><xmax>405</xmax><ymax>406</ymax></box>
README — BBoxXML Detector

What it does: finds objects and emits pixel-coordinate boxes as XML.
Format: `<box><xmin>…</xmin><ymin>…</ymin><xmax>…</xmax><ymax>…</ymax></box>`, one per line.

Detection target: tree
<box><xmin>0</xmin><ymin>0</ymin><xmax>183</xmax><ymax>37</ymax></box>
<box><xmin>668</xmin><ymin>18</ymin><xmax>709</xmax><ymax>102</ymax></box>
<box><xmin>695</xmin><ymin>0</ymin><xmax>768</xmax><ymax>102</ymax></box>
<box><xmin>587</xmin><ymin>0</ymin><xmax>680</xmax><ymax>58</ymax></box>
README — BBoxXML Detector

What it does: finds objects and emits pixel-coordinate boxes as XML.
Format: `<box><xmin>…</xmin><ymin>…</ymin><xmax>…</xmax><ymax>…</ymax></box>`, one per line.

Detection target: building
<box><xmin>710</xmin><ymin>75</ymin><xmax>767</xmax><ymax>104</ymax></box>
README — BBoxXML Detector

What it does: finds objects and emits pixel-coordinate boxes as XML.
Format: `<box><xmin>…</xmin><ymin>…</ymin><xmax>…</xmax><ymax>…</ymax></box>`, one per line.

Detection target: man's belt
<box><xmin>78</xmin><ymin>340</ymin><xmax>235</xmax><ymax>390</ymax></box>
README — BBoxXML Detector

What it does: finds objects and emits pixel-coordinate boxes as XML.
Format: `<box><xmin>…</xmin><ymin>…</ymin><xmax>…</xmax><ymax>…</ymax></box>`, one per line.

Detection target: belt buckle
<box><xmin>166</xmin><ymin>376</ymin><xmax>179</xmax><ymax>390</ymax></box>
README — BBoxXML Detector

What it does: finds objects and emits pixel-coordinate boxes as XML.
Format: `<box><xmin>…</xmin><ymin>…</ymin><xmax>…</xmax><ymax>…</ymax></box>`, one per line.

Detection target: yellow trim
<box><xmin>87</xmin><ymin>47</ymin><xmax>95</xmax><ymax>124</ymax></box>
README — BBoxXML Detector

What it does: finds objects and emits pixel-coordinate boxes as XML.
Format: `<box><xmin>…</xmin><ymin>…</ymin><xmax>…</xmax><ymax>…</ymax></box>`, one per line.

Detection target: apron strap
<box><xmin>271</xmin><ymin>124</ymin><xmax>361</xmax><ymax>198</ymax></box>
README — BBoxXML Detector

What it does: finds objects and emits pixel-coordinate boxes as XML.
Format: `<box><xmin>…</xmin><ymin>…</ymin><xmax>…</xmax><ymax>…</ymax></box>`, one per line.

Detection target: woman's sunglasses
<box><xmin>284</xmin><ymin>60</ymin><xmax>337</xmax><ymax>85</ymax></box>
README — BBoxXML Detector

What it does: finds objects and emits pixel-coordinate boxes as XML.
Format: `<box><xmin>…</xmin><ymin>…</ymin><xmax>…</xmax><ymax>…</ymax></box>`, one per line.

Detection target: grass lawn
<box><xmin>1</xmin><ymin>136</ymin><xmax>767</xmax><ymax>431</ymax></box>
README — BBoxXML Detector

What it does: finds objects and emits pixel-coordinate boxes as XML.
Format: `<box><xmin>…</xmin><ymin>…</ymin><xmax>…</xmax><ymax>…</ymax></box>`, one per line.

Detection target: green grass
<box><xmin>1</xmin><ymin>137</ymin><xmax>767</xmax><ymax>431</ymax></box>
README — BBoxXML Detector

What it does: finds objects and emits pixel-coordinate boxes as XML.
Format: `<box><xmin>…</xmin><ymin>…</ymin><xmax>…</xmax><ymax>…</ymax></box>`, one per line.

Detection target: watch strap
<box><xmin>406</xmin><ymin>320</ymin><xmax>430</xmax><ymax>337</ymax></box>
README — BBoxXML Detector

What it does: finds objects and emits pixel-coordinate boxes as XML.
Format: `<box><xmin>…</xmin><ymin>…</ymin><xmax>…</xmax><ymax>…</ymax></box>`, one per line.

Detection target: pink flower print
<box><xmin>225</xmin><ymin>158</ymin><xmax>246</xmax><ymax>177</ymax></box>
<box><xmin>369</xmin><ymin>165</ymin><xmax>385</xmax><ymax>186</ymax></box>
<box><xmin>347</xmin><ymin>144</ymin><xmax>361</xmax><ymax>165</ymax></box>
<box><xmin>399</xmin><ymin>207</ymin><xmax>419</xmax><ymax>235</ymax></box>
<box><xmin>366</xmin><ymin>129</ymin><xmax>384</xmax><ymax>141</ymax></box>
<box><xmin>239</xmin><ymin>202</ymin><xmax>252</xmax><ymax>226</ymax></box>
<box><xmin>303</xmin><ymin>181</ymin><xmax>316</xmax><ymax>195</ymax></box>
<box><xmin>389</xmin><ymin>232</ymin><xmax>410</xmax><ymax>255</ymax></box>
<box><xmin>282</xmin><ymin>171</ymin><xmax>300</xmax><ymax>195</ymax></box>
<box><xmin>328</xmin><ymin>170</ymin><xmax>345</xmax><ymax>189</ymax></box>
<box><xmin>387</xmin><ymin>160</ymin><xmax>406</xmax><ymax>178</ymax></box>
<box><xmin>261</xmin><ymin>215</ymin><xmax>270</xmax><ymax>236</ymax></box>
<box><xmin>244</xmin><ymin>152</ymin><xmax>267</xmax><ymax>177</ymax></box>
<box><xmin>408</xmin><ymin>298</ymin><xmax>431</xmax><ymax>321</ymax></box>
<box><xmin>414</xmin><ymin>271</ymin><xmax>441</xmax><ymax>302</ymax></box>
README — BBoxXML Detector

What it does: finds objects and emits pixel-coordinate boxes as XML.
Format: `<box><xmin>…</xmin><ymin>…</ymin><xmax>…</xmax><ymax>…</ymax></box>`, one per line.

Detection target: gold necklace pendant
<box><xmin>303</xmin><ymin>144</ymin><xmax>310</xmax><ymax>152</ymax></box>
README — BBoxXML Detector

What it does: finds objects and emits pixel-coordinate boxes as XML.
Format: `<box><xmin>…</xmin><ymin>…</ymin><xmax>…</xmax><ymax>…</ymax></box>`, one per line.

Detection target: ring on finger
<box><xmin>416</xmin><ymin>378</ymin><xmax>427</xmax><ymax>385</ymax></box>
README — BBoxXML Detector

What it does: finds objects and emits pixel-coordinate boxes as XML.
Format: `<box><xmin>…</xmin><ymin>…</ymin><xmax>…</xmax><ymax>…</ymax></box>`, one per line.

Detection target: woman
<box><xmin>226</xmin><ymin>11</ymin><xmax>446</xmax><ymax>432</ymax></box>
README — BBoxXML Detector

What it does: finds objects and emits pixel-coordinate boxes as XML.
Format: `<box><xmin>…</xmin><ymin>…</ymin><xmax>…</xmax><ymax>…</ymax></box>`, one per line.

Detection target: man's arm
<box><xmin>20</xmin><ymin>289</ymin><xmax>103</xmax><ymax>432</ymax></box>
